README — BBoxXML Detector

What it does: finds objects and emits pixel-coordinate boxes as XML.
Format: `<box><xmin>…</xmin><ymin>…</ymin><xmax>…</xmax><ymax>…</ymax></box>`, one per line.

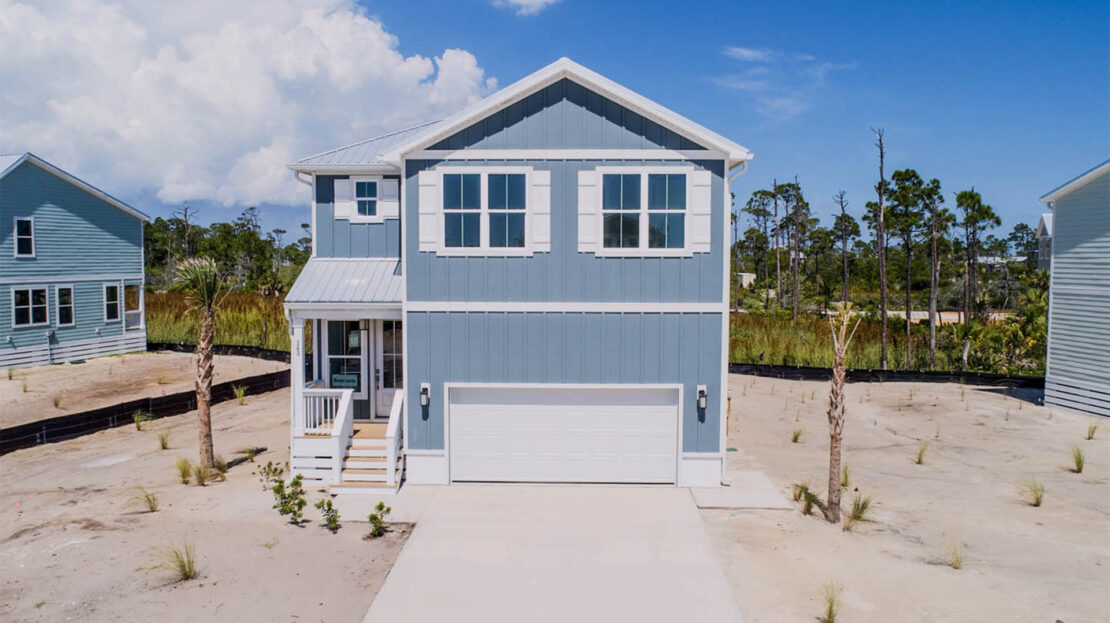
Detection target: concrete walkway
<box><xmin>363</xmin><ymin>485</ymin><xmax>743</xmax><ymax>622</ymax></box>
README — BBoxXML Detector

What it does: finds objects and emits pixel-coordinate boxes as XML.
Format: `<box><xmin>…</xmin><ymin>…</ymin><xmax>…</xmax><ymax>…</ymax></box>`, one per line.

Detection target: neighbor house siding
<box><xmin>313</xmin><ymin>175</ymin><xmax>401</xmax><ymax>258</ymax></box>
<box><xmin>405</xmin><ymin>311</ymin><xmax>723</xmax><ymax>453</ymax></box>
<box><xmin>1045</xmin><ymin>171</ymin><xmax>1110</xmax><ymax>415</ymax></box>
<box><xmin>404</xmin><ymin>159</ymin><xmax>725</xmax><ymax>303</ymax></box>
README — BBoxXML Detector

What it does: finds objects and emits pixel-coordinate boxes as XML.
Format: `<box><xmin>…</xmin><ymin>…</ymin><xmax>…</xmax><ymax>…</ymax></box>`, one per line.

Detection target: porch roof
<box><xmin>285</xmin><ymin>258</ymin><xmax>402</xmax><ymax>308</ymax></box>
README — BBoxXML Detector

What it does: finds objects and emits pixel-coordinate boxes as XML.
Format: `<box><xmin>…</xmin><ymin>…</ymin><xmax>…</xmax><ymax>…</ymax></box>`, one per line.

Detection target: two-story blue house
<box><xmin>0</xmin><ymin>153</ymin><xmax>149</xmax><ymax>369</ymax></box>
<box><xmin>283</xmin><ymin>59</ymin><xmax>751</xmax><ymax>491</ymax></box>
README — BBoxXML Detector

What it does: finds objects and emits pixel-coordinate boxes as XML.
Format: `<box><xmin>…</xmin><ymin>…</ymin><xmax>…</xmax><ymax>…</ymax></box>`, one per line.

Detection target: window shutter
<box><xmin>530</xmin><ymin>170</ymin><xmax>551</xmax><ymax>252</ymax></box>
<box><xmin>577</xmin><ymin>170</ymin><xmax>599</xmax><ymax>253</ymax></box>
<box><xmin>417</xmin><ymin>170</ymin><xmax>440</xmax><ymax>252</ymax></box>
<box><xmin>689</xmin><ymin>170</ymin><xmax>713</xmax><ymax>253</ymax></box>
<box><xmin>379</xmin><ymin>178</ymin><xmax>400</xmax><ymax>218</ymax></box>
<box><xmin>333</xmin><ymin>178</ymin><xmax>354</xmax><ymax>220</ymax></box>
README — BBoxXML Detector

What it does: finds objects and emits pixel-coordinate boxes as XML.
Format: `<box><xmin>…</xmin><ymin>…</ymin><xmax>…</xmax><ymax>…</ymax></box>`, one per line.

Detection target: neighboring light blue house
<box><xmin>284</xmin><ymin>58</ymin><xmax>752</xmax><ymax>491</ymax></box>
<box><xmin>1039</xmin><ymin>160</ymin><xmax>1110</xmax><ymax>417</ymax></box>
<box><xmin>0</xmin><ymin>153</ymin><xmax>149</xmax><ymax>369</ymax></box>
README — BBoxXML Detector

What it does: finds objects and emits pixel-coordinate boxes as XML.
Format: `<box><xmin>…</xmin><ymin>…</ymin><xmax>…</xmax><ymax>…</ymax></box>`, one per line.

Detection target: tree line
<box><xmin>732</xmin><ymin>129</ymin><xmax>1045</xmax><ymax>373</ymax></box>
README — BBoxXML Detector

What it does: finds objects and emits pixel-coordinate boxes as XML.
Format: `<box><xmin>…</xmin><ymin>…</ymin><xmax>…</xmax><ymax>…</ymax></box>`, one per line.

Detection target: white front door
<box><xmin>375</xmin><ymin>320</ymin><xmax>403</xmax><ymax>416</ymax></box>
<box><xmin>448</xmin><ymin>385</ymin><xmax>680</xmax><ymax>483</ymax></box>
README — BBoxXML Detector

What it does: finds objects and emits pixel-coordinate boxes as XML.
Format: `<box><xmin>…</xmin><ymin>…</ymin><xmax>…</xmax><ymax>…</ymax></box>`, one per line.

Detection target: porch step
<box><xmin>341</xmin><ymin>467</ymin><xmax>404</xmax><ymax>482</ymax></box>
<box><xmin>344</xmin><ymin>456</ymin><xmax>386</xmax><ymax>465</ymax></box>
<box><xmin>330</xmin><ymin>481</ymin><xmax>399</xmax><ymax>490</ymax></box>
<box><xmin>347</xmin><ymin>446</ymin><xmax>388</xmax><ymax>458</ymax></box>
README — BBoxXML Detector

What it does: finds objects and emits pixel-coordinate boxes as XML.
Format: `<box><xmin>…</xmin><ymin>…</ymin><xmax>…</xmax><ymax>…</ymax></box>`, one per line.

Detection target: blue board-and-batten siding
<box><xmin>430</xmin><ymin>78</ymin><xmax>706</xmax><ymax>151</ymax></box>
<box><xmin>313</xmin><ymin>175</ymin><xmax>400</xmax><ymax>258</ymax></box>
<box><xmin>404</xmin><ymin>159</ymin><xmax>725</xmax><ymax>303</ymax></box>
<box><xmin>405</xmin><ymin>311</ymin><xmax>723</xmax><ymax>453</ymax></box>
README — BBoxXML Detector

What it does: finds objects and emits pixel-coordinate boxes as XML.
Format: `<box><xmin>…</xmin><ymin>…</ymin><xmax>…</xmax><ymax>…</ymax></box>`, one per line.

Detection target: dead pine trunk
<box><xmin>825</xmin><ymin>302</ymin><xmax>860</xmax><ymax>524</ymax></box>
<box><xmin>873</xmin><ymin>129</ymin><xmax>889</xmax><ymax>370</ymax></box>
<box><xmin>928</xmin><ymin>219</ymin><xmax>940</xmax><ymax>368</ymax></box>
<box><xmin>773</xmin><ymin>179</ymin><xmax>782</xmax><ymax>311</ymax></box>
<box><xmin>196</xmin><ymin>309</ymin><xmax>216</xmax><ymax>469</ymax></box>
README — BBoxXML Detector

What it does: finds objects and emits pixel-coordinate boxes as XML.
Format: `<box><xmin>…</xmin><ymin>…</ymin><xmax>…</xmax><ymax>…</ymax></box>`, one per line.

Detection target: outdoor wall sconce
<box><xmin>419</xmin><ymin>383</ymin><xmax>430</xmax><ymax>407</ymax></box>
<box><xmin>697</xmin><ymin>385</ymin><xmax>708</xmax><ymax>410</ymax></box>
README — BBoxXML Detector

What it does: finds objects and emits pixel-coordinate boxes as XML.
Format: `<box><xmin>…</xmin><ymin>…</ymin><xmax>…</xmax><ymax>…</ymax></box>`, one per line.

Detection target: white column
<box><xmin>290</xmin><ymin>319</ymin><xmax>305</xmax><ymax>436</ymax></box>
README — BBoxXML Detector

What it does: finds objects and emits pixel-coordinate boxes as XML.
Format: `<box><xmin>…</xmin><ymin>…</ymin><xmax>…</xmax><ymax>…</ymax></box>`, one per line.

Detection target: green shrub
<box><xmin>272</xmin><ymin>474</ymin><xmax>307</xmax><ymax>524</ymax></box>
<box><xmin>843</xmin><ymin>492</ymin><xmax>872</xmax><ymax>531</ymax></box>
<box><xmin>315</xmin><ymin>498</ymin><xmax>341</xmax><ymax>533</ymax></box>
<box><xmin>257</xmin><ymin>461</ymin><xmax>284</xmax><ymax>490</ymax></box>
<box><xmin>368</xmin><ymin>501</ymin><xmax>391</xmax><ymax>537</ymax></box>
<box><xmin>132</xmin><ymin>410</ymin><xmax>152</xmax><ymax>431</ymax></box>
<box><xmin>232</xmin><ymin>384</ymin><xmax>247</xmax><ymax>405</ymax></box>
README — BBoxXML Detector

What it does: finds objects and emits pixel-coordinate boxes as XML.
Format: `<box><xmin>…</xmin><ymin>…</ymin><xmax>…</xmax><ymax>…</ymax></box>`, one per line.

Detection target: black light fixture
<box><xmin>697</xmin><ymin>385</ymin><xmax>708</xmax><ymax>410</ymax></box>
<box><xmin>419</xmin><ymin>383</ymin><xmax>430</xmax><ymax>407</ymax></box>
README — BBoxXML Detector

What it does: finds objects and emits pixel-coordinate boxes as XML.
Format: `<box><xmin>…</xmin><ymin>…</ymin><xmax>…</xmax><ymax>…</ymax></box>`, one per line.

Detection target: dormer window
<box><xmin>14</xmin><ymin>218</ymin><xmax>34</xmax><ymax>257</ymax></box>
<box><xmin>355</xmin><ymin>180</ymin><xmax>378</xmax><ymax>216</ymax></box>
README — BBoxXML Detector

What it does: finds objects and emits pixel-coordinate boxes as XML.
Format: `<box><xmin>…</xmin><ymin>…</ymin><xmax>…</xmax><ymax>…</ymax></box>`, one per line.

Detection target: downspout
<box><xmin>294</xmin><ymin>171</ymin><xmax>312</xmax><ymax>187</ymax></box>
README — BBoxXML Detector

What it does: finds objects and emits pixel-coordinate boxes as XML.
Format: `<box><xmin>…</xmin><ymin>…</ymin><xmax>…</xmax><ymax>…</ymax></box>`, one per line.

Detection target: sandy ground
<box><xmin>707</xmin><ymin>375</ymin><xmax>1110</xmax><ymax>623</ymax></box>
<box><xmin>0</xmin><ymin>387</ymin><xmax>409</xmax><ymax>623</ymax></box>
<box><xmin>1</xmin><ymin>351</ymin><xmax>288</xmax><ymax>429</ymax></box>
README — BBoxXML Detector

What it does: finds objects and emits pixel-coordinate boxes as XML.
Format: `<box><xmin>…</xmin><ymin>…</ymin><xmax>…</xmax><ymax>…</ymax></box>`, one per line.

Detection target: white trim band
<box><xmin>409</xmin><ymin>149</ymin><xmax>726</xmax><ymax>161</ymax></box>
<box><xmin>403</xmin><ymin>301</ymin><xmax>724</xmax><ymax>313</ymax></box>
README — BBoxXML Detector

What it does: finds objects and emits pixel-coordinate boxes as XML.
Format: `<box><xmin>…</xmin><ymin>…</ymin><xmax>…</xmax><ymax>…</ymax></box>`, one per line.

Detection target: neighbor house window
<box><xmin>355</xmin><ymin>180</ymin><xmax>378</xmax><ymax>216</ymax></box>
<box><xmin>13</xmin><ymin>287</ymin><xmax>47</xmax><ymax>327</ymax></box>
<box><xmin>327</xmin><ymin>320</ymin><xmax>363</xmax><ymax>396</ymax></box>
<box><xmin>647</xmin><ymin>173</ymin><xmax>685</xmax><ymax>249</ymax></box>
<box><xmin>103</xmin><ymin>284</ymin><xmax>120</xmax><ymax>322</ymax></box>
<box><xmin>602</xmin><ymin>174</ymin><xmax>640</xmax><ymax>248</ymax></box>
<box><xmin>443</xmin><ymin>173</ymin><xmax>480</xmax><ymax>247</ymax></box>
<box><xmin>14</xmin><ymin>218</ymin><xmax>34</xmax><ymax>257</ymax></box>
<box><xmin>488</xmin><ymin>173</ymin><xmax>526</xmax><ymax>248</ymax></box>
<box><xmin>56</xmin><ymin>286</ymin><xmax>74</xmax><ymax>326</ymax></box>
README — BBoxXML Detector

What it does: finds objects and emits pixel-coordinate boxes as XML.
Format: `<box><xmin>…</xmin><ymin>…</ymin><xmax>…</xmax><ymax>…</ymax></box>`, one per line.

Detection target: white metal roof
<box><xmin>288</xmin><ymin>120</ymin><xmax>442</xmax><ymax>174</ymax></box>
<box><xmin>381</xmin><ymin>57</ymin><xmax>753</xmax><ymax>167</ymax></box>
<box><xmin>284</xmin><ymin>258</ymin><xmax>403</xmax><ymax>307</ymax></box>
<box><xmin>0</xmin><ymin>152</ymin><xmax>150</xmax><ymax>222</ymax></box>
<box><xmin>1037</xmin><ymin>213</ymin><xmax>1053</xmax><ymax>238</ymax></box>
<box><xmin>1039</xmin><ymin>159</ymin><xmax>1110</xmax><ymax>204</ymax></box>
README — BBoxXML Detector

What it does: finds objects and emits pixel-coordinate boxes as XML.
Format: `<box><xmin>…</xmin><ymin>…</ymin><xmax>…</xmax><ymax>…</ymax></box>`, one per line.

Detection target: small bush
<box><xmin>52</xmin><ymin>394</ymin><xmax>63</xmax><ymax>409</ymax></box>
<box><xmin>843</xmin><ymin>492</ymin><xmax>872</xmax><ymax>532</ymax></box>
<box><xmin>1021</xmin><ymin>479</ymin><xmax>1045</xmax><ymax>507</ymax></box>
<box><xmin>175</xmin><ymin>457</ymin><xmax>192</xmax><ymax>485</ymax></box>
<box><xmin>1071</xmin><ymin>445</ymin><xmax>1085</xmax><ymax>473</ymax></box>
<box><xmin>193</xmin><ymin>464</ymin><xmax>209</xmax><ymax>486</ymax></box>
<box><xmin>214</xmin><ymin>455</ymin><xmax>228</xmax><ymax>476</ymax></box>
<box><xmin>840</xmin><ymin>464</ymin><xmax>850</xmax><ymax>489</ymax></box>
<box><xmin>791</xmin><ymin>482</ymin><xmax>810</xmax><ymax>503</ymax></box>
<box><xmin>132</xmin><ymin>410</ymin><xmax>152</xmax><ymax>431</ymax></box>
<box><xmin>368</xmin><ymin>501</ymin><xmax>391</xmax><ymax>537</ymax></box>
<box><xmin>272</xmin><ymin>474</ymin><xmax>307</xmax><ymax>524</ymax></box>
<box><xmin>315</xmin><ymin>498</ymin><xmax>341</xmax><ymax>533</ymax></box>
<box><xmin>1087</xmin><ymin>423</ymin><xmax>1099</xmax><ymax>441</ymax></box>
<box><xmin>157</xmin><ymin>431</ymin><xmax>171</xmax><ymax>450</ymax></box>
<box><xmin>233</xmin><ymin>384</ymin><xmax>247</xmax><ymax>406</ymax></box>
<box><xmin>820</xmin><ymin>583</ymin><xmax>842</xmax><ymax>623</ymax></box>
<box><xmin>801</xmin><ymin>490</ymin><xmax>821</xmax><ymax>517</ymax></box>
<box><xmin>157</xmin><ymin>542</ymin><xmax>197</xmax><ymax>581</ymax></box>
<box><xmin>915</xmin><ymin>442</ymin><xmax>929</xmax><ymax>465</ymax></box>
<box><xmin>128</xmin><ymin>487</ymin><xmax>159</xmax><ymax>513</ymax></box>
<box><xmin>949</xmin><ymin>544</ymin><xmax>964</xmax><ymax>570</ymax></box>
<box><xmin>791</xmin><ymin>428</ymin><xmax>803</xmax><ymax>443</ymax></box>
<box><xmin>258</xmin><ymin>461</ymin><xmax>284</xmax><ymax>490</ymax></box>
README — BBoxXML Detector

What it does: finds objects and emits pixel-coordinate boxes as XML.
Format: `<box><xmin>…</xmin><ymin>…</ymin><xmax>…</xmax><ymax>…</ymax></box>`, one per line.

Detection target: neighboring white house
<box><xmin>1035</xmin><ymin>213</ymin><xmax>1052</xmax><ymax>271</ymax></box>
<box><xmin>1039</xmin><ymin>160</ymin><xmax>1110</xmax><ymax>417</ymax></box>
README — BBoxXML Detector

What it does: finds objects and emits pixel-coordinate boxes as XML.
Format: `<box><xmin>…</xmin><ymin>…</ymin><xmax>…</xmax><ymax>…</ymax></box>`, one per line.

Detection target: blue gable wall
<box><xmin>430</xmin><ymin>78</ymin><xmax>706</xmax><ymax>151</ymax></box>
<box><xmin>313</xmin><ymin>175</ymin><xmax>400</xmax><ymax>258</ymax></box>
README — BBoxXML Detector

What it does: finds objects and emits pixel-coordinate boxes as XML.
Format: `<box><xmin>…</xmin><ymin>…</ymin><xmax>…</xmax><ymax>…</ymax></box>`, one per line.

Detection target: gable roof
<box><xmin>1039</xmin><ymin>159</ymin><xmax>1110</xmax><ymax>204</ymax></box>
<box><xmin>381</xmin><ymin>58</ymin><xmax>752</xmax><ymax>167</ymax></box>
<box><xmin>1036</xmin><ymin>213</ymin><xmax>1053</xmax><ymax>238</ymax></box>
<box><xmin>0</xmin><ymin>152</ymin><xmax>150</xmax><ymax>222</ymax></box>
<box><xmin>290</xmin><ymin>120</ymin><xmax>442</xmax><ymax>173</ymax></box>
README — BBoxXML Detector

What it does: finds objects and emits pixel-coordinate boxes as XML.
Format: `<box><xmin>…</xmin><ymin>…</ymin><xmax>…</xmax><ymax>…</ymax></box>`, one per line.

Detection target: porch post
<box><xmin>290</xmin><ymin>318</ymin><xmax>306</xmax><ymax>436</ymax></box>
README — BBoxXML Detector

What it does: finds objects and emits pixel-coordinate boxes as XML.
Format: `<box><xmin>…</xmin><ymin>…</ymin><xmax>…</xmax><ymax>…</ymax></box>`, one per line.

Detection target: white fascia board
<box><xmin>380</xmin><ymin>57</ymin><xmax>754</xmax><ymax>167</ymax></box>
<box><xmin>1039</xmin><ymin>159</ymin><xmax>1110</xmax><ymax>204</ymax></box>
<box><xmin>0</xmin><ymin>153</ymin><xmax>151</xmax><ymax>222</ymax></box>
<box><xmin>285</xmin><ymin>163</ymin><xmax>401</xmax><ymax>175</ymax></box>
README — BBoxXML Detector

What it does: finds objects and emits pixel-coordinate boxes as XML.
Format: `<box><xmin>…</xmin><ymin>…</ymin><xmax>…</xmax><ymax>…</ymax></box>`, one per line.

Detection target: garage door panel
<box><xmin>449</xmin><ymin>386</ymin><xmax>679</xmax><ymax>483</ymax></box>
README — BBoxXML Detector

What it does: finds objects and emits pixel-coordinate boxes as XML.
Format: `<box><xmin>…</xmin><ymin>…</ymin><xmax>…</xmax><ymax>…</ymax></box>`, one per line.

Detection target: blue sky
<box><xmin>2</xmin><ymin>0</ymin><xmax>1107</xmax><ymax>240</ymax></box>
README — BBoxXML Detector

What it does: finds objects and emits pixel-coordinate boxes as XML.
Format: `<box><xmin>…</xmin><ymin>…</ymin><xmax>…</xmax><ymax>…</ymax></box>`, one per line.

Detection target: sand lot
<box><xmin>0</xmin><ymin>387</ymin><xmax>408</xmax><ymax>623</ymax></box>
<box><xmin>1</xmin><ymin>351</ymin><xmax>288</xmax><ymax>429</ymax></box>
<box><xmin>708</xmin><ymin>375</ymin><xmax>1110</xmax><ymax>623</ymax></box>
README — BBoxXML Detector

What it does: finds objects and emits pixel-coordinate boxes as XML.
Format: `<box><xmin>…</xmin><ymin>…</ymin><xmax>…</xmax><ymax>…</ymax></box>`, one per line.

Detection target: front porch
<box><xmin>284</xmin><ymin>258</ymin><xmax>406</xmax><ymax>492</ymax></box>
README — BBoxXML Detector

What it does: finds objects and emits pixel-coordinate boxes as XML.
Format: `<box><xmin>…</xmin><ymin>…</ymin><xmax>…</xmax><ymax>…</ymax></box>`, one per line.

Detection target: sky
<box><xmin>1</xmin><ymin>0</ymin><xmax>1107</xmax><ymax>240</ymax></box>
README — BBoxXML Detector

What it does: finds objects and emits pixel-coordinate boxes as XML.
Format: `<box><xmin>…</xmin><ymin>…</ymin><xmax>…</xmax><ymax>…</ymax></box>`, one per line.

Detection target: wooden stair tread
<box><xmin>342</xmin><ymin>467</ymin><xmax>402</xmax><ymax>474</ymax></box>
<box><xmin>330</xmin><ymin>481</ymin><xmax>397</xmax><ymax>489</ymax></box>
<box><xmin>345</xmin><ymin>456</ymin><xmax>386</xmax><ymax>463</ymax></box>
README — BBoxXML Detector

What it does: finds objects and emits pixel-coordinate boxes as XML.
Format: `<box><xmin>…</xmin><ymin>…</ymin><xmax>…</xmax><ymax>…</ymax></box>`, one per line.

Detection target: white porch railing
<box><xmin>299</xmin><ymin>388</ymin><xmax>352</xmax><ymax>436</ymax></box>
<box><xmin>385</xmin><ymin>388</ymin><xmax>404</xmax><ymax>487</ymax></box>
<box><xmin>293</xmin><ymin>387</ymin><xmax>354</xmax><ymax>484</ymax></box>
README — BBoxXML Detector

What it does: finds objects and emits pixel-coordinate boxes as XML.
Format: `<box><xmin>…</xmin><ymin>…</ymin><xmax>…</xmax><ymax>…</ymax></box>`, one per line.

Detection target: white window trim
<box><xmin>594</xmin><ymin>165</ymin><xmax>695</xmax><ymax>258</ymax></box>
<box><xmin>102</xmin><ymin>282</ymin><xmax>121</xmax><ymax>323</ymax></box>
<box><xmin>55</xmin><ymin>284</ymin><xmax>75</xmax><ymax>327</ymax></box>
<box><xmin>321</xmin><ymin>320</ymin><xmax>369</xmax><ymax>400</ymax></box>
<box><xmin>11</xmin><ymin>285</ymin><xmax>49</xmax><ymax>328</ymax></box>
<box><xmin>436</xmin><ymin>166</ymin><xmax>537</xmax><ymax>257</ymax></box>
<box><xmin>350</xmin><ymin>175</ymin><xmax>384</xmax><ymax>224</ymax></box>
<box><xmin>13</xmin><ymin>217</ymin><xmax>35</xmax><ymax>258</ymax></box>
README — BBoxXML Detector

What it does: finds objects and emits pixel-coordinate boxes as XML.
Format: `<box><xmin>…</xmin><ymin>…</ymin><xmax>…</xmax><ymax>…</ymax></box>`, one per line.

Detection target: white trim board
<box><xmin>409</xmin><ymin>149</ymin><xmax>726</xmax><ymax>161</ymax></box>
<box><xmin>0</xmin><ymin>273</ymin><xmax>142</xmax><ymax>285</ymax></box>
<box><xmin>404</xmin><ymin>301</ymin><xmax>724</xmax><ymax>313</ymax></box>
<box><xmin>1040</xmin><ymin>159</ymin><xmax>1110</xmax><ymax>203</ymax></box>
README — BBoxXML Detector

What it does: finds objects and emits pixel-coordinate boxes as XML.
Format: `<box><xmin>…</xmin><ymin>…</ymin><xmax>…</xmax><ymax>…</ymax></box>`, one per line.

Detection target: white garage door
<box><xmin>448</xmin><ymin>385</ymin><xmax>679</xmax><ymax>483</ymax></box>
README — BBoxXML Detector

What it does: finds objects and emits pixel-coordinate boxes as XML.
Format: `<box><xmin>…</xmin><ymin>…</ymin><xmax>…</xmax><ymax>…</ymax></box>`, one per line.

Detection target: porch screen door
<box><xmin>376</xmin><ymin>320</ymin><xmax>403</xmax><ymax>414</ymax></box>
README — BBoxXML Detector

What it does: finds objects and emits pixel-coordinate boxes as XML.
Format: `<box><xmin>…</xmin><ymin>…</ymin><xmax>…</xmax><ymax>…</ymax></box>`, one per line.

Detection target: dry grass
<box><xmin>128</xmin><ymin>487</ymin><xmax>159</xmax><ymax>513</ymax></box>
<box><xmin>156</xmin><ymin>542</ymin><xmax>197</xmax><ymax>582</ymax></box>
<box><xmin>1087</xmin><ymin>423</ymin><xmax>1099</xmax><ymax>441</ymax></box>
<box><xmin>843</xmin><ymin>492</ymin><xmax>873</xmax><ymax>532</ymax></box>
<box><xmin>819</xmin><ymin>583</ymin><xmax>842</xmax><ymax>623</ymax></box>
<box><xmin>791</xmin><ymin>428</ymin><xmax>803</xmax><ymax>443</ymax></box>
<box><xmin>1021</xmin><ymin>479</ymin><xmax>1045</xmax><ymax>507</ymax></box>
<box><xmin>51</xmin><ymin>394</ymin><xmax>63</xmax><ymax>409</ymax></box>
<box><xmin>1071</xmin><ymin>445</ymin><xmax>1085</xmax><ymax>474</ymax></box>
<box><xmin>949</xmin><ymin>543</ymin><xmax>964</xmax><ymax>570</ymax></box>
<box><xmin>915</xmin><ymin>441</ymin><xmax>929</xmax><ymax>465</ymax></box>
<box><xmin>145</xmin><ymin>291</ymin><xmax>289</xmax><ymax>350</ymax></box>
<box><xmin>233</xmin><ymin>384</ymin><xmax>247</xmax><ymax>405</ymax></box>
<box><xmin>193</xmin><ymin>464</ymin><xmax>209</xmax><ymax>486</ymax></box>
<box><xmin>175</xmin><ymin>457</ymin><xmax>192</xmax><ymax>485</ymax></box>
<box><xmin>132</xmin><ymin>410</ymin><xmax>152</xmax><ymax>431</ymax></box>
<box><xmin>157</xmin><ymin>431</ymin><xmax>171</xmax><ymax>450</ymax></box>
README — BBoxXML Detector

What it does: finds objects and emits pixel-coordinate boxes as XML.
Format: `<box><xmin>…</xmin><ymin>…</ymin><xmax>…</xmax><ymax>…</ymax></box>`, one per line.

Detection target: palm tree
<box><xmin>176</xmin><ymin>257</ymin><xmax>227</xmax><ymax>469</ymax></box>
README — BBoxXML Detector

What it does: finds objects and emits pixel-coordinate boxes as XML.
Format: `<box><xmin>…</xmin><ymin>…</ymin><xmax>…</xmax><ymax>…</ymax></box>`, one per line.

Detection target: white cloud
<box><xmin>0</xmin><ymin>0</ymin><xmax>496</xmax><ymax>207</ymax></box>
<box><xmin>493</xmin><ymin>0</ymin><xmax>560</xmax><ymax>16</ymax></box>
<box><xmin>715</xmin><ymin>45</ymin><xmax>853</xmax><ymax>122</ymax></box>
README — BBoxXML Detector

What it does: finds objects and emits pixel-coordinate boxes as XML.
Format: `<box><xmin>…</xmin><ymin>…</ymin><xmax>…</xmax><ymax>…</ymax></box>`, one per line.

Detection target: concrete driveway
<box><xmin>363</xmin><ymin>485</ymin><xmax>743</xmax><ymax>622</ymax></box>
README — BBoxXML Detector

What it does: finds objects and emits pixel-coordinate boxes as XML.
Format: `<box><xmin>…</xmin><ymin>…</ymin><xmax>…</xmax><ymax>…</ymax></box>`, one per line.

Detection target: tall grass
<box><xmin>145</xmin><ymin>292</ymin><xmax>289</xmax><ymax>350</ymax></box>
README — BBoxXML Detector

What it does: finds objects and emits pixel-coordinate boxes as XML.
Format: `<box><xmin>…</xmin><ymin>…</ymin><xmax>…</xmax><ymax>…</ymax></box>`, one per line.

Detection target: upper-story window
<box><xmin>14</xmin><ymin>218</ymin><xmax>34</xmax><ymax>257</ymax></box>
<box><xmin>648</xmin><ymin>173</ymin><xmax>686</xmax><ymax>249</ymax></box>
<box><xmin>355</xmin><ymin>180</ymin><xmax>378</xmax><ymax>216</ymax></box>
<box><xmin>12</xmin><ymin>287</ymin><xmax>48</xmax><ymax>327</ymax></box>
<box><xmin>602</xmin><ymin>173</ymin><xmax>686</xmax><ymax>250</ymax></box>
<box><xmin>488</xmin><ymin>173</ymin><xmax>526</xmax><ymax>248</ymax></box>
<box><xmin>603</xmin><ymin>174</ymin><xmax>641</xmax><ymax>248</ymax></box>
<box><xmin>443</xmin><ymin>173</ymin><xmax>481</xmax><ymax>248</ymax></box>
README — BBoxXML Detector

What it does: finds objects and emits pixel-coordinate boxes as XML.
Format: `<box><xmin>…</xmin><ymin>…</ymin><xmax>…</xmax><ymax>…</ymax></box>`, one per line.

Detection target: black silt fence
<box><xmin>728</xmin><ymin>363</ymin><xmax>1044</xmax><ymax>389</ymax></box>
